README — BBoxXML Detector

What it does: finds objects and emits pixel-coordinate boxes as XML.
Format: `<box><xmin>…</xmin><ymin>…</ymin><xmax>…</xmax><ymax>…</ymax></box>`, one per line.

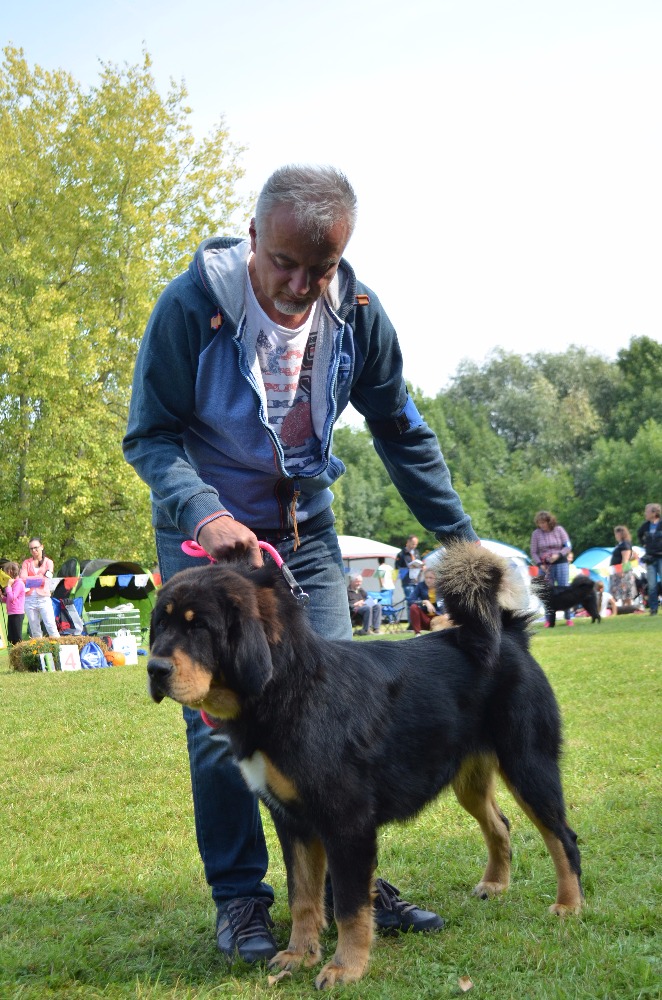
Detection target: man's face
<box><xmin>408</xmin><ymin>537</ymin><xmax>418</xmax><ymax>551</ymax></box>
<box><xmin>249</xmin><ymin>205</ymin><xmax>350</xmax><ymax>324</ymax></box>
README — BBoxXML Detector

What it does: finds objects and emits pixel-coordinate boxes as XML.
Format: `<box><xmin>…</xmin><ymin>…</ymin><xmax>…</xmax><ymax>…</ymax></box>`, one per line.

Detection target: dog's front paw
<box><xmin>315</xmin><ymin>958</ymin><xmax>366</xmax><ymax>990</ymax></box>
<box><xmin>270</xmin><ymin>943</ymin><xmax>321</xmax><ymax>973</ymax></box>
<box><xmin>472</xmin><ymin>879</ymin><xmax>508</xmax><ymax>899</ymax></box>
<box><xmin>549</xmin><ymin>901</ymin><xmax>582</xmax><ymax>916</ymax></box>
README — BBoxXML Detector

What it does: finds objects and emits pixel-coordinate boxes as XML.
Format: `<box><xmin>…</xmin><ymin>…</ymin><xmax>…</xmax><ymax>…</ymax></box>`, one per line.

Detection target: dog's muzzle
<box><xmin>147</xmin><ymin>657</ymin><xmax>173</xmax><ymax>703</ymax></box>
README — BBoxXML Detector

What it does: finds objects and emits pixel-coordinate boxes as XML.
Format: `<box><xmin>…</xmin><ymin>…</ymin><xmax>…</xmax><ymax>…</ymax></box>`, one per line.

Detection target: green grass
<box><xmin>1</xmin><ymin>615</ymin><xmax>660</xmax><ymax>999</ymax></box>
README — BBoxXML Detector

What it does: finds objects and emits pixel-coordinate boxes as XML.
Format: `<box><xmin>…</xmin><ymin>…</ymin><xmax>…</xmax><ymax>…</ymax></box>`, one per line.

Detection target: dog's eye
<box><xmin>189</xmin><ymin>618</ymin><xmax>208</xmax><ymax>631</ymax></box>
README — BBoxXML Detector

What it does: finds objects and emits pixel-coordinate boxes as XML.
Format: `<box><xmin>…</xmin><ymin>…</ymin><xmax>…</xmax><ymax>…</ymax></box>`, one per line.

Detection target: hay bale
<box><xmin>9</xmin><ymin>635</ymin><xmax>109</xmax><ymax>672</ymax></box>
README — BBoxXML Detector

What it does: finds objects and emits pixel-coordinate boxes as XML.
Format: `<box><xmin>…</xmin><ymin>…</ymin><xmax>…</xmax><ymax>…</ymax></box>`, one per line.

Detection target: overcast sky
<box><xmin>4</xmin><ymin>1</ymin><xmax>661</xmax><ymax>410</ymax></box>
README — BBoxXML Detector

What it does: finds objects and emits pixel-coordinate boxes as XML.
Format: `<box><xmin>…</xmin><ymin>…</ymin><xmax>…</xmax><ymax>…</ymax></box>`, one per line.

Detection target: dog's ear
<box><xmin>230</xmin><ymin>615</ymin><xmax>274</xmax><ymax>697</ymax></box>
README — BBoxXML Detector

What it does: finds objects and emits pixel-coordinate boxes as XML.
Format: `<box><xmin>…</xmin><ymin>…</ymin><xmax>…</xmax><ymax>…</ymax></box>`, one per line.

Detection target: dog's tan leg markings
<box><xmin>264</xmin><ymin>757</ymin><xmax>299</xmax><ymax>803</ymax></box>
<box><xmin>314</xmin><ymin>904</ymin><xmax>373</xmax><ymax>989</ymax></box>
<box><xmin>503</xmin><ymin>780</ymin><xmax>583</xmax><ymax>914</ymax></box>
<box><xmin>270</xmin><ymin>838</ymin><xmax>326</xmax><ymax>972</ymax></box>
<box><xmin>453</xmin><ymin>755</ymin><xmax>511</xmax><ymax>897</ymax></box>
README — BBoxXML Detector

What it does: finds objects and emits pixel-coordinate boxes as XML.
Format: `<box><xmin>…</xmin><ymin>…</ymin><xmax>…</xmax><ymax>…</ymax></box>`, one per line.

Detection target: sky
<box><xmin>4</xmin><ymin>0</ymin><xmax>662</xmax><ymax>412</ymax></box>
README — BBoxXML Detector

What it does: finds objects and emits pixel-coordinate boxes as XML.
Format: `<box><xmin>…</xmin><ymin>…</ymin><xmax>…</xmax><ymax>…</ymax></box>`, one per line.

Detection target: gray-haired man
<box><xmin>124</xmin><ymin>164</ymin><xmax>477</xmax><ymax>962</ymax></box>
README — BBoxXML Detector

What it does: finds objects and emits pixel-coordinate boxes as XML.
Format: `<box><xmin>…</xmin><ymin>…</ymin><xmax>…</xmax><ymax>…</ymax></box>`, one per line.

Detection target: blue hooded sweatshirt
<box><xmin>123</xmin><ymin>237</ymin><xmax>477</xmax><ymax>545</ymax></box>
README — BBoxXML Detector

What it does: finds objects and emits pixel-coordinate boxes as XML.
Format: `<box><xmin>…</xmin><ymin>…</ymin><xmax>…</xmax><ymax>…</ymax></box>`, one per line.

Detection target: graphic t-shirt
<box><xmin>246</xmin><ymin>268</ymin><xmax>322</xmax><ymax>474</ymax></box>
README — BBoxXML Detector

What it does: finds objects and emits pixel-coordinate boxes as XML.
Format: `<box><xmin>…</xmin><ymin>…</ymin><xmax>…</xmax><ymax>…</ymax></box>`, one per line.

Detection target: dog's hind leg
<box><xmin>269</xmin><ymin>832</ymin><xmax>327</xmax><ymax>973</ymax></box>
<box><xmin>453</xmin><ymin>754</ymin><xmax>512</xmax><ymax>898</ymax></box>
<box><xmin>498</xmin><ymin>761</ymin><xmax>583</xmax><ymax>915</ymax></box>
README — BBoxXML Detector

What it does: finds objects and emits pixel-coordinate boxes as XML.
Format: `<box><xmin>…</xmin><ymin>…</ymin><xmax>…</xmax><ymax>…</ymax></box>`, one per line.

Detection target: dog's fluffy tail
<box><xmin>436</xmin><ymin>542</ymin><xmax>530</xmax><ymax>667</ymax></box>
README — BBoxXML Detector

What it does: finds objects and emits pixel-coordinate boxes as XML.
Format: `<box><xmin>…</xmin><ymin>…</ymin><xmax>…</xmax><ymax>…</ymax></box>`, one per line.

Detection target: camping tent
<box><xmin>70</xmin><ymin>559</ymin><xmax>158</xmax><ymax>630</ymax></box>
<box><xmin>337</xmin><ymin>535</ymin><xmax>402</xmax><ymax>598</ymax></box>
<box><xmin>337</xmin><ymin>536</ymin><xmax>400</xmax><ymax>561</ymax></box>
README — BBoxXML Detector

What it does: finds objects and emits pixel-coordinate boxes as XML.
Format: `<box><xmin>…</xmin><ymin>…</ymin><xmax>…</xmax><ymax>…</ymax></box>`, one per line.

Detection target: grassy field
<box><xmin>1</xmin><ymin>615</ymin><xmax>660</xmax><ymax>999</ymax></box>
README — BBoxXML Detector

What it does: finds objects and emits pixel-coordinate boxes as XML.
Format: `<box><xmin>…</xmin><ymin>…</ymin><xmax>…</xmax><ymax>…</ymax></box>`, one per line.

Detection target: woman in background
<box><xmin>530</xmin><ymin>511</ymin><xmax>574</xmax><ymax>625</ymax></box>
<box><xmin>408</xmin><ymin>568</ymin><xmax>445</xmax><ymax>634</ymax></box>
<box><xmin>609</xmin><ymin>525</ymin><xmax>637</xmax><ymax>610</ymax></box>
<box><xmin>20</xmin><ymin>537</ymin><xmax>59</xmax><ymax>638</ymax></box>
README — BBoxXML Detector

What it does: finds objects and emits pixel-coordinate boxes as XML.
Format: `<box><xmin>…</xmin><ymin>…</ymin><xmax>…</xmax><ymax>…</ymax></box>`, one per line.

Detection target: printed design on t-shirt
<box><xmin>281</xmin><ymin>332</ymin><xmax>316</xmax><ymax>449</ymax></box>
<box><xmin>256</xmin><ymin>329</ymin><xmax>320</xmax><ymax>471</ymax></box>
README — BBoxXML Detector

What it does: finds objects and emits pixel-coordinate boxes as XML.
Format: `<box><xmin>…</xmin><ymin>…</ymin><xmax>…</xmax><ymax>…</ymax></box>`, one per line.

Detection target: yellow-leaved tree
<box><xmin>0</xmin><ymin>47</ymin><xmax>249</xmax><ymax>567</ymax></box>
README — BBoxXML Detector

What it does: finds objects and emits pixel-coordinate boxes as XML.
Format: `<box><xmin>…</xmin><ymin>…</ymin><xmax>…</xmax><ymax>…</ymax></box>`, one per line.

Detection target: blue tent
<box><xmin>573</xmin><ymin>547</ymin><xmax>613</xmax><ymax>583</ymax></box>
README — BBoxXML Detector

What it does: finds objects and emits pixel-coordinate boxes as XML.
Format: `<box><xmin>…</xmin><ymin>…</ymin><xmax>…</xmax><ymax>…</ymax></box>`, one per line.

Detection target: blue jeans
<box><xmin>155</xmin><ymin>513</ymin><xmax>352</xmax><ymax>906</ymax></box>
<box><xmin>646</xmin><ymin>557</ymin><xmax>662</xmax><ymax>612</ymax></box>
<box><xmin>353</xmin><ymin>602</ymin><xmax>382</xmax><ymax>632</ymax></box>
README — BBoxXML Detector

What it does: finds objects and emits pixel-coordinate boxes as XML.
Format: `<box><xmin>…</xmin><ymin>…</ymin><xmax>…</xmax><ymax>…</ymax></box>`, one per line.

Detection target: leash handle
<box><xmin>180</xmin><ymin>538</ymin><xmax>309</xmax><ymax>606</ymax></box>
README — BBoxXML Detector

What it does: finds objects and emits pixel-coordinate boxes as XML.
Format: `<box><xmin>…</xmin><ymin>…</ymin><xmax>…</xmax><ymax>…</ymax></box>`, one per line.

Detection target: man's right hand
<box><xmin>197</xmin><ymin>517</ymin><xmax>263</xmax><ymax>569</ymax></box>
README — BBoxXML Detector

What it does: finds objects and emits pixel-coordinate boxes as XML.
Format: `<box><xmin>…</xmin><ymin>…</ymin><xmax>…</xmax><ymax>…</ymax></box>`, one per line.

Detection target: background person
<box><xmin>637</xmin><ymin>503</ymin><xmax>662</xmax><ymax>616</ymax></box>
<box><xmin>1</xmin><ymin>562</ymin><xmax>26</xmax><ymax>644</ymax></box>
<box><xmin>20</xmin><ymin>538</ymin><xmax>58</xmax><ymax>638</ymax></box>
<box><xmin>609</xmin><ymin>525</ymin><xmax>637</xmax><ymax>609</ymax></box>
<box><xmin>530</xmin><ymin>511</ymin><xmax>574</xmax><ymax>626</ymax></box>
<box><xmin>375</xmin><ymin>556</ymin><xmax>395</xmax><ymax>595</ymax></box>
<box><xmin>347</xmin><ymin>573</ymin><xmax>382</xmax><ymax>634</ymax></box>
<box><xmin>124</xmin><ymin>163</ymin><xmax>476</xmax><ymax>963</ymax></box>
<box><xmin>395</xmin><ymin>535</ymin><xmax>420</xmax><ymax>597</ymax></box>
<box><xmin>408</xmin><ymin>568</ymin><xmax>445</xmax><ymax>634</ymax></box>
<box><xmin>395</xmin><ymin>534</ymin><xmax>423</xmax><ymax>627</ymax></box>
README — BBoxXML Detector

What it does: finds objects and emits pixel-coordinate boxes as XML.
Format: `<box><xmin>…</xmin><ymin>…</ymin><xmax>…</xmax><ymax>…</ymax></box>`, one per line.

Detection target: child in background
<box><xmin>1</xmin><ymin>562</ymin><xmax>26</xmax><ymax>644</ymax></box>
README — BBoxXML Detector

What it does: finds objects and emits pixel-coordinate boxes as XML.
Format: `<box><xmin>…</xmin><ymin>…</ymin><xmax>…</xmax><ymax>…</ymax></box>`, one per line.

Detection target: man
<box><xmin>348</xmin><ymin>573</ymin><xmax>382</xmax><ymax>634</ymax></box>
<box><xmin>395</xmin><ymin>534</ymin><xmax>423</xmax><ymax>623</ymax></box>
<box><xmin>124</xmin><ymin>164</ymin><xmax>478</xmax><ymax>963</ymax></box>
<box><xmin>637</xmin><ymin>502</ymin><xmax>662</xmax><ymax>615</ymax></box>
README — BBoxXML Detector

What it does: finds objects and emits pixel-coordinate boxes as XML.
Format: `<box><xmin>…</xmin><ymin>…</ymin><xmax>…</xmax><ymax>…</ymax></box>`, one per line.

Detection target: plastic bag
<box><xmin>114</xmin><ymin>628</ymin><xmax>138</xmax><ymax>665</ymax></box>
<box><xmin>80</xmin><ymin>641</ymin><xmax>109</xmax><ymax>670</ymax></box>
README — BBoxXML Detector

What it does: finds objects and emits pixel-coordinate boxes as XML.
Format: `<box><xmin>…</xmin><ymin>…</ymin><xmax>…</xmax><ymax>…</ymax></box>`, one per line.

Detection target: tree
<box><xmin>0</xmin><ymin>47</ymin><xmax>247</xmax><ymax>565</ymax></box>
<box><xmin>447</xmin><ymin>346</ymin><xmax>617</xmax><ymax>468</ymax></box>
<box><xmin>576</xmin><ymin>420</ymin><xmax>662</xmax><ymax>549</ymax></box>
<box><xmin>606</xmin><ymin>337</ymin><xmax>662</xmax><ymax>442</ymax></box>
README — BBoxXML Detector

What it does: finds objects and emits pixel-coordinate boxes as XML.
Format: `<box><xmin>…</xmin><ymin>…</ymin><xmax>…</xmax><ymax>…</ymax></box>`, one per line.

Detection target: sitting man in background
<box><xmin>347</xmin><ymin>574</ymin><xmax>382</xmax><ymax>634</ymax></box>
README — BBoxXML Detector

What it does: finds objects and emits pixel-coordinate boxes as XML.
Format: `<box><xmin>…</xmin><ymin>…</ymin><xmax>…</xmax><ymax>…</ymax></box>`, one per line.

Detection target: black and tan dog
<box><xmin>534</xmin><ymin>574</ymin><xmax>601</xmax><ymax>625</ymax></box>
<box><xmin>147</xmin><ymin>543</ymin><xmax>583</xmax><ymax>989</ymax></box>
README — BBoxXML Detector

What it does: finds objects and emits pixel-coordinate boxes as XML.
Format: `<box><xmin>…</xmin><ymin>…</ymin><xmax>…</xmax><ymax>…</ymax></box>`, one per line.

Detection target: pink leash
<box><xmin>180</xmin><ymin>538</ymin><xmax>309</xmax><ymax>606</ymax></box>
<box><xmin>181</xmin><ymin>538</ymin><xmax>308</xmax><ymax>731</ymax></box>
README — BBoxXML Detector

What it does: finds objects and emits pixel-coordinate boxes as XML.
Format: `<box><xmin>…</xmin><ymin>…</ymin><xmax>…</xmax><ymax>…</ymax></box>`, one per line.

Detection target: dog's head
<box><xmin>147</xmin><ymin>563</ymin><xmax>282</xmax><ymax>720</ymax></box>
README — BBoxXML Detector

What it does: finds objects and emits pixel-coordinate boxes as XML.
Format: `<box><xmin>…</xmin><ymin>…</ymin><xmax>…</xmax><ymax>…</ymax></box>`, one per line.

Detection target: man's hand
<box><xmin>198</xmin><ymin>517</ymin><xmax>263</xmax><ymax>569</ymax></box>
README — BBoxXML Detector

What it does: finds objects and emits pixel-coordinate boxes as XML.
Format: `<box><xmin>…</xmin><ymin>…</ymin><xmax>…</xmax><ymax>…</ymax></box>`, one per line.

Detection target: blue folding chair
<box><xmin>365</xmin><ymin>591</ymin><xmax>408</xmax><ymax>632</ymax></box>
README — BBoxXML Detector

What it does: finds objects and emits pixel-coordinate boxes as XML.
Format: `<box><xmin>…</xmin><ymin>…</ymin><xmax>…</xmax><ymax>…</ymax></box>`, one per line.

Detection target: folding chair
<box><xmin>365</xmin><ymin>591</ymin><xmax>408</xmax><ymax>633</ymax></box>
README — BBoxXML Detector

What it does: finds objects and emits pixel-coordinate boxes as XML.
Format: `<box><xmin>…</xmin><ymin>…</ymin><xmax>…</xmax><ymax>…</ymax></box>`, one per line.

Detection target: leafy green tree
<box><xmin>332</xmin><ymin>426</ymin><xmax>391</xmax><ymax>538</ymax></box>
<box><xmin>606</xmin><ymin>337</ymin><xmax>662</xmax><ymax>442</ymax></box>
<box><xmin>0</xmin><ymin>47</ymin><xmax>247</xmax><ymax>565</ymax></box>
<box><xmin>447</xmin><ymin>346</ymin><xmax>617</xmax><ymax>468</ymax></box>
<box><xmin>576</xmin><ymin>420</ymin><xmax>662</xmax><ymax>548</ymax></box>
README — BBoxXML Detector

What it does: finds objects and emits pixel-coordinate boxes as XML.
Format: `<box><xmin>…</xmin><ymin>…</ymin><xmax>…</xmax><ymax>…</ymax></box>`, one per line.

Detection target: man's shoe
<box><xmin>216</xmin><ymin>897</ymin><xmax>278</xmax><ymax>963</ymax></box>
<box><xmin>373</xmin><ymin>878</ymin><xmax>445</xmax><ymax>933</ymax></box>
<box><xmin>566</xmin><ymin>619</ymin><xmax>574</xmax><ymax>626</ymax></box>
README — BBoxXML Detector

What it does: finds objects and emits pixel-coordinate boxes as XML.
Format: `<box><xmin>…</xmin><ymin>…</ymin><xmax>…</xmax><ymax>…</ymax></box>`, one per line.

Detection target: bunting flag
<box><xmin>43</xmin><ymin>573</ymin><xmax>158</xmax><ymax>591</ymax></box>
